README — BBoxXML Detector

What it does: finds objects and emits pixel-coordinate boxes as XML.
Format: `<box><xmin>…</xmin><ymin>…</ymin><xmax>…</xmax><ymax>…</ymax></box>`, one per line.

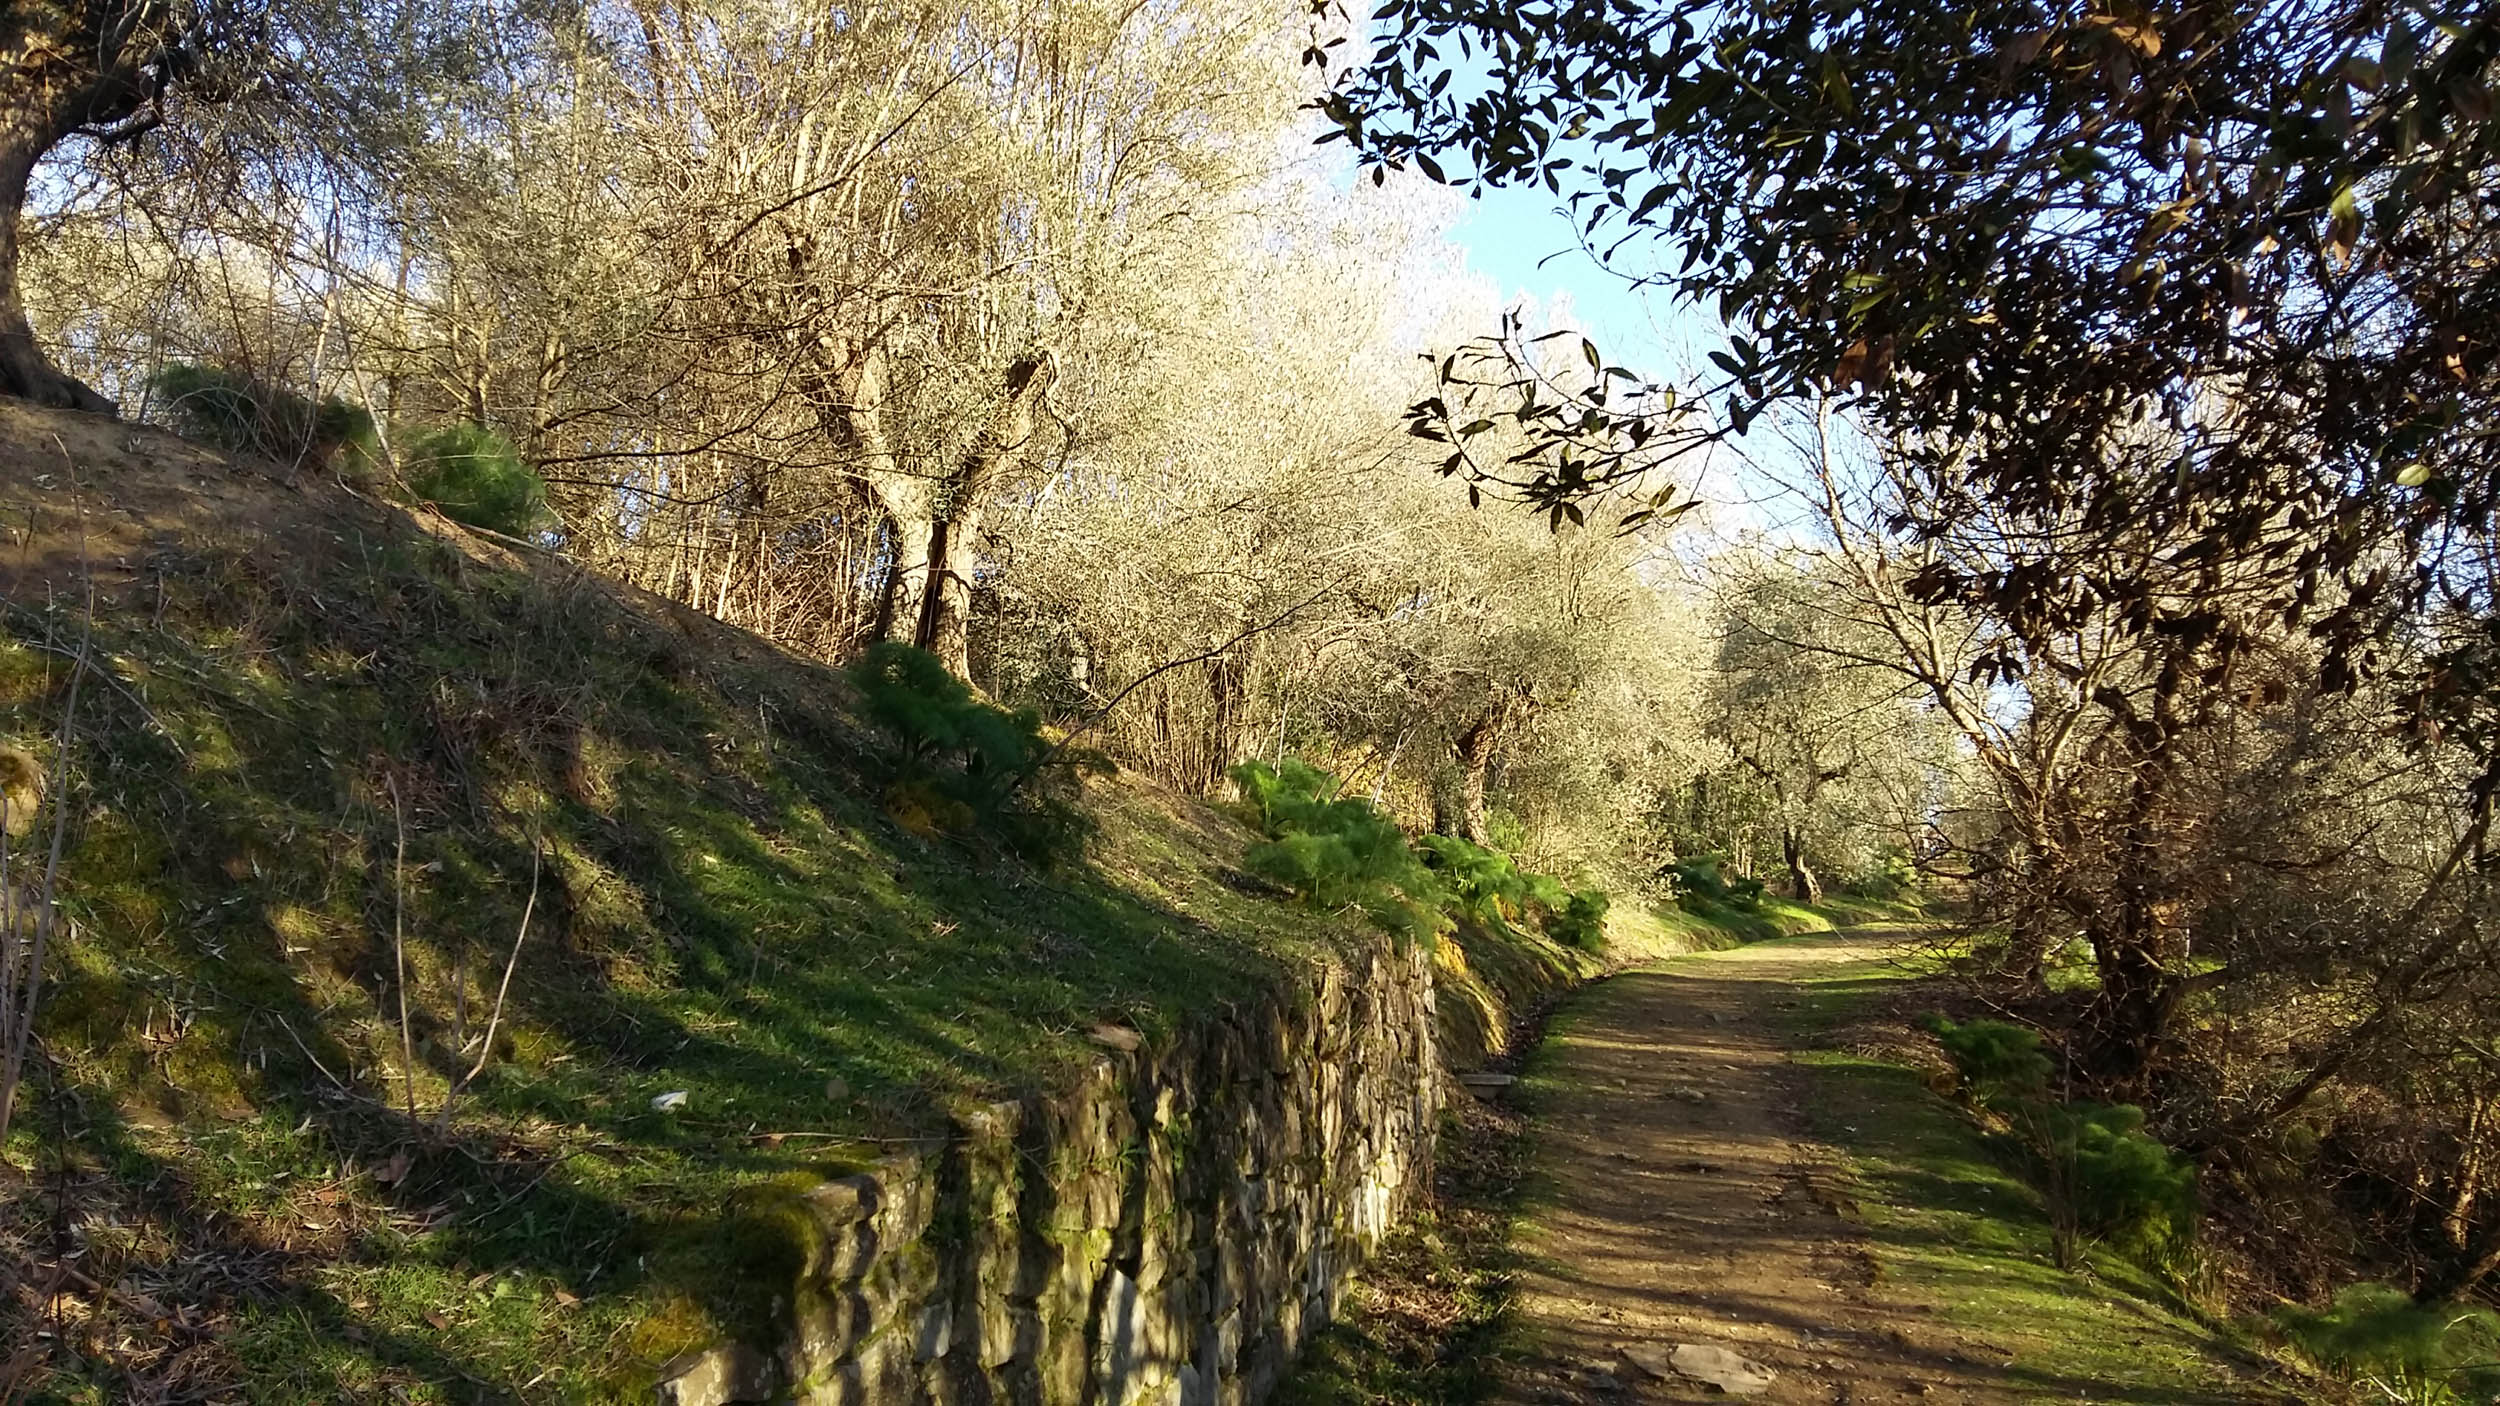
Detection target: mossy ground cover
<box><xmin>1667</xmin><ymin>894</ymin><xmax>1828</xmax><ymax>944</ymax></box>
<box><xmin>0</xmin><ymin>417</ymin><xmax>1374</xmax><ymax>1401</ymax></box>
<box><xmin>1778</xmin><ymin>933</ymin><xmax>2295</xmax><ymax>1403</ymax></box>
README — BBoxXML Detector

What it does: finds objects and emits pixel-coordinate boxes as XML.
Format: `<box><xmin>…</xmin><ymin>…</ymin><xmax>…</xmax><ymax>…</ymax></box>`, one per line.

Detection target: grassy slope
<box><xmin>1780</xmin><ymin>930</ymin><xmax>2298</xmax><ymax>1404</ymax></box>
<box><xmin>1430</xmin><ymin>898</ymin><xmax>1714</xmax><ymax>1074</ymax></box>
<box><xmin>0</xmin><ymin>403</ymin><xmax>1390</xmax><ymax>1402</ymax></box>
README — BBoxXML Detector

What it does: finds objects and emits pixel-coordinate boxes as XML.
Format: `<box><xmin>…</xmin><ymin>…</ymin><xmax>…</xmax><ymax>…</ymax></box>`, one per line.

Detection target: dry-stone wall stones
<box><xmin>658</xmin><ymin>937</ymin><xmax>1440</xmax><ymax>1406</ymax></box>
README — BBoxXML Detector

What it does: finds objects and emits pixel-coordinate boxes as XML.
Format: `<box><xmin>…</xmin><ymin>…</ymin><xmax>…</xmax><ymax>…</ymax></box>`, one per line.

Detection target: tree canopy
<box><xmin>1325</xmin><ymin>0</ymin><xmax>2500</xmax><ymax>781</ymax></box>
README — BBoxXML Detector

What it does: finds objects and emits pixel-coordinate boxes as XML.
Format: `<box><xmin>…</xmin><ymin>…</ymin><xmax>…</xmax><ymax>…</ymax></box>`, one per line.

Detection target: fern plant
<box><xmin>849</xmin><ymin>643</ymin><xmax>1098</xmax><ymax>863</ymax></box>
<box><xmin>1550</xmin><ymin>888</ymin><xmax>1610</xmax><ymax>953</ymax></box>
<box><xmin>1417</xmin><ymin>833</ymin><xmax>1533</xmax><ymax>924</ymax></box>
<box><xmin>1665</xmin><ymin>852</ymin><xmax>1766</xmax><ymax>911</ymax></box>
<box><xmin>1922</xmin><ymin>1016</ymin><xmax>2200</xmax><ymax>1268</ymax></box>
<box><xmin>1414</xmin><ymin>832</ymin><xmax>1606</xmax><ymax>951</ymax></box>
<box><xmin>1230</xmin><ymin>760</ymin><xmax>1446</xmax><ymax>943</ymax></box>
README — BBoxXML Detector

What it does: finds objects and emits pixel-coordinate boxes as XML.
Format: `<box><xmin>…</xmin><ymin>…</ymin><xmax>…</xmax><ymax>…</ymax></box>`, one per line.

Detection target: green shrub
<box><xmin>1230</xmin><ymin>762</ymin><xmax>1615</xmax><ymax>952</ymax></box>
<box><xmin>1666</xmin><ymin>852</ymin><xmax>1765</xmax><ymax>909</ymax></box>
<box><xmin>153</xmin><ymin>362</ymin><xmax>380</xmax><ymax>475</ymax></box>
<box><xmin>849</xmin><ymin>643</ymin><xmax>1098</xmax><ymax>864</ymax></box>
<box><xmin>1520</xmin><ymin>870</ymin><xmax>1571</xmax><ymax>914</ymax></box>
<box><xmin>1921</xmin><ymin>1015</ymin><xmax>2054</xmax><ymax>1106</ymax></box>
<box><xmin>404</xmin><ymin>423</ymin><xmax>551</xmax><ymax>537</ymax></box>
<box><xmin>1417</xmin><ymin>833</ymin><xmax>1533</xmax><ymax>924</ymax></box>
<box><xmin>2040</xmin><ymin>1102</ymin><xmax>2198</xmax><ymax>1257</ymax></box>
<box><xmin>1366</xmin><ymin>893</ymin><xmax>1452</xmax><ymax>950</ymax></box>
<box><xmin>1413</xmin><ymin>832</ymin><xmax>1611</xmax><ymax>952</ymax></box>
<box><xmin>2276</xmin><ymin>1284</ymin><xmax>2500</xmax><ymax>1406</ymax></box>
<box><xmin>1550</xmin><ymin>888</ymin><xmax>1611</xmax><ymax>953</ymax></box>
<box><xmin>1923</xmin><ymin>1017</ymin><xmax>2200</xmax><ymax>1268</ymax></box>
<box><xmin>1231</xmin><ymin>760</ymin><xmax>1446</xmax><ymax>941</ymax></box>
<box><xmin>1233</xmin><ymin>758</ymin><xmax>1345</xmax><ymax>834</ymax></box>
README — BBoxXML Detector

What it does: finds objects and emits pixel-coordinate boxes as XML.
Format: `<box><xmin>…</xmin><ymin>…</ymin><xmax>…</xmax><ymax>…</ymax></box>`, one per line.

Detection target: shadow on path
<box><xmin>1488</xmin><ymin>932</ymin><xmax>2288</xmax><ymax>1406</ymax></box>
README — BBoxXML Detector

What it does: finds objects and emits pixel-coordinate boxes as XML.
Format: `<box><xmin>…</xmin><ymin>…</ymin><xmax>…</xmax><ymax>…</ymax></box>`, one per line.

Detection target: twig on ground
<box><xmin>435</xmin><ymin>824</ymin><xmax>542</xmax><ymax>1134</ymax></box>
<box><xmin>384</xmin><ymin>774</ymin><xmax>418</xmax><ymax>1124</ymax></box>
<box><xmin>268</xmin><ymin>1012</ymin><xmax>361</xmax><ymax>1101</ymax></box>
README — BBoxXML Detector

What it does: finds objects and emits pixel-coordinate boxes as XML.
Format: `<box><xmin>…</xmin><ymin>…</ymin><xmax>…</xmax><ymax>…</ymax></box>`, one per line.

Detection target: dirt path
<box><xmin>1486</xmin><ymin>931</ymin><xmax>2260</xmax><ymax>1406</ymax></box>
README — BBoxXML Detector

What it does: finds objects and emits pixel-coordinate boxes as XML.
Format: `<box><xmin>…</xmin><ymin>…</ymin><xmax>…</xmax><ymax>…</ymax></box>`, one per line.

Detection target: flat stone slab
<box><xmin>656</xmin><ymin>1343</ymin><xmax>774</xmax><ymax>1406</ymax></box>
<box><xmin>1456</xmin><ymin>1072</ymin><xmax>1517</xmax><ymax>1087</ymax></box>
<box><xmin>1620</xmin><ymin>1342</ymin><xmax>1777</xmax><ymax>1396</ymax></box>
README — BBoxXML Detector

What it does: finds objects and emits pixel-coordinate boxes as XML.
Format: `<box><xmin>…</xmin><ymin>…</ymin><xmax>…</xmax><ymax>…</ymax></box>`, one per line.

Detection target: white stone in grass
<box><xmin>650</xmin><ymin>1090</ymin><xmax>690</xmax><ymax>1112</ymax></box>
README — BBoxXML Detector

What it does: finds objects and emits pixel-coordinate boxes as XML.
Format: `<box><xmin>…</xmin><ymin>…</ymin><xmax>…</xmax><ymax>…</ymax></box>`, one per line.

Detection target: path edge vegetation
<box><xmin>1777</xmin><ymin>927</ymin><xmax>2308</xmax><ymax>1402</ymax></box>
<box><xmin>1273</xmin><ymin>900</ymin><xmax>1898</xmax><ymax>1406</ymax></box>
<box><xmin>1785</xmin><ymin>925</ymin><xmax>2500</xmax><ymax>1406</ymax></box>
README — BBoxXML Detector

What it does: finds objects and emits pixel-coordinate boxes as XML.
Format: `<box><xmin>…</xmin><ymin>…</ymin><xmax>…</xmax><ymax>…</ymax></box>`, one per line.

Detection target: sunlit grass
<box><xmin>2</xmin><ymin>515</ymin><xmax>1361</xmax><ymax>1401</ymax></box>
<box><xmin>1781</xmin><ymin>943</ymin><xmax>2284</xmax><ymax>1404</ymax></box>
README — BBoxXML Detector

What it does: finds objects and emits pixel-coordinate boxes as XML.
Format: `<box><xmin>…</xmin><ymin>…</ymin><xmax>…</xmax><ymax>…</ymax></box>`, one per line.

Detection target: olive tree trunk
<box><xmin>916</xmin><ymin>353</ymin><xmax>1053</xmax><ymax>680</ymax></box>
<box><xmin>1781</xmin><ymin>825</ymin><xmax>1822</xmax><ymax>904</ymax></box>
<box><xmin>0</xmin><ymin>4</ymin><xmax>196</xmax><ymax>415</ymax></box>
<box><xmin>1448</xmin><ymin>695</ymin><xmax>1521</xmax><ymax>845</ymax></box>
<box><xmin>0</xmin><ymin>76</ymin><xmax>107</xmax><ymax>410</ymax></box>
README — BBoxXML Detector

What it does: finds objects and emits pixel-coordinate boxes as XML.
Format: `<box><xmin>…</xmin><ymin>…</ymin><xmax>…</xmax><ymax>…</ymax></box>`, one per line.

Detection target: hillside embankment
<box><xmin>0</xmin><ymin>401</ymin><xmax>1705</xmax><ymax>1403</ymax></box>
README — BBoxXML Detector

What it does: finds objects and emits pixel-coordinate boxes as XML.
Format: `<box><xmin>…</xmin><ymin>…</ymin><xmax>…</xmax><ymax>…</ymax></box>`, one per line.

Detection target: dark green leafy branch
<box><xmin>1321</xmin><ymin>0</ymin><xmax>2500</xmax><ymax>759</ymax></box>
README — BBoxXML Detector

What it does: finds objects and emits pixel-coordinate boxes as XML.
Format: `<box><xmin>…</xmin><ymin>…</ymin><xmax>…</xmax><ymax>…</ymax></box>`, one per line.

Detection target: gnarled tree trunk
<box><xmin>0</xmin><ymin>4</ymin><xmax>172</xmax><ymax>414</ymax></box>
<box><xmin>1448</xmin><ymin>689</ymin><xmax>1527</xmax><ymax>845</ymax></box>
<box><xmin>809</xmin><ymin>337</ymin><xmax>927</xmax><ymax>645</ymax></box>
<box><xmin>1780</xmin><ymin>825</ymin><xmax>1821</xmax><ymax>903</ymax></box>
<box><xmin>811</xmin><ymin>338</ymin><xmax>1054</xmax><ymax>681</ymax></box>
<box><xmin>2076</xmin><ymin>670</ymin><xmax>2193</xmax><ymax>1091</ymax></box>
<box><xmin>0</xmin><ymin>138</ymin><xmax>97</xmax><ymax>409</ymax></box>
<box><xmin>917</xmin><ymin>352</ymin><xmax>1053</xmax><ymax>680</ymax></box>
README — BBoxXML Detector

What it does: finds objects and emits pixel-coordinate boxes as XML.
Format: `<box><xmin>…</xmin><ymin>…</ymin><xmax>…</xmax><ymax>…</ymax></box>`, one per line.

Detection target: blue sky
<box><xmin>1441</xmin><ymin>181</ymin><xmax>1790</xmax><ymax>537</ymax></box>
<box><xmin>1444</xmin><ymin>181</ymin><xmax>1708</xmax><ymax>387</ymax></box>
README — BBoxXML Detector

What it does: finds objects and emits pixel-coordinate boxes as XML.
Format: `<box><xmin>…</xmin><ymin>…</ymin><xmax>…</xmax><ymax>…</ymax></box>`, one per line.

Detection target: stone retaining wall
<box><xmin>661</xmin><ymin>937</ymin><xmax>1440</xmax><ymax>1406</ymax></box>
